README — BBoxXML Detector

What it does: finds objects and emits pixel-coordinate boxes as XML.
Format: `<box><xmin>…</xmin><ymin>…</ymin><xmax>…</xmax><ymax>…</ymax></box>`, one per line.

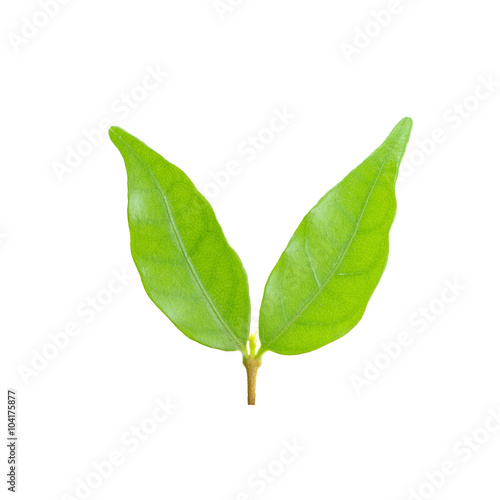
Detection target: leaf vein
<box><xmin>261</xmin><ymin>151</ymin><xmax>391</xmax><ymax>351</ymax></box>
<box><xmin>116</xmin><ymin>135</ymin><xmax>245</xmax><ymax>352</ymax></box>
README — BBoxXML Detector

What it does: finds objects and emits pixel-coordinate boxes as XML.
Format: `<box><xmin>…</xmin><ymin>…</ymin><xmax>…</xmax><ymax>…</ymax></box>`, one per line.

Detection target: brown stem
<box><xmin>243</xmin><ymin>356</ymin><xmax>262</xmax><ymax>405</ymax></box>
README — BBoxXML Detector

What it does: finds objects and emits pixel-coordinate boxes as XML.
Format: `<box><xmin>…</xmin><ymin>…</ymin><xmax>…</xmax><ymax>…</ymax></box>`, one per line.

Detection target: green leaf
<box><xmin>258</xmin><ymin>117</ymin><xmax>412</xmax><ymax>356</ymax></box>
<box><xmin>109</xmin><ymin>127</ymin><xmax>251</xmax><ymax>353</ymax></box>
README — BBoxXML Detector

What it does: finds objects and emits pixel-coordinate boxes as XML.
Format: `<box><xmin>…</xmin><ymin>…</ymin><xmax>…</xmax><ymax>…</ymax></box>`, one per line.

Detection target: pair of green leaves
<box><xmin>109</xmin><ymin>118</ymin><xmax>412</xmax><ymax>361</ymax></box>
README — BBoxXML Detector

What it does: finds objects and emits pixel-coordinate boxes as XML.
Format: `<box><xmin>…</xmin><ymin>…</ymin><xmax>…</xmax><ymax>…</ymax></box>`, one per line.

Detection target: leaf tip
<box><xmin>397</xmin><ymin>116</ymin><xmax>413</xmax><ymax>133</ymax></box>
<box><xmin>385</xmin><ymin>117</ymin><xmax>412</xmax><ymax>149</ymax></box>
<box><xmin>108</xmin><ymin>125</ymin><xmax>125</xmax><ymax>143</ymax></box>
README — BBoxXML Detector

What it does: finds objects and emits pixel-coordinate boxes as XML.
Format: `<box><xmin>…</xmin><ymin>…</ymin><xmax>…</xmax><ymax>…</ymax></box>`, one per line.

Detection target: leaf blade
<box><xmin>258</xmin><ymin>117</ymin><xmax>412</xmax><ymax>355</ymax></box>
<box><xmin>109</xmin><ymin>127</ymin><xmax>250</xmax><ymax>353</ymax></box>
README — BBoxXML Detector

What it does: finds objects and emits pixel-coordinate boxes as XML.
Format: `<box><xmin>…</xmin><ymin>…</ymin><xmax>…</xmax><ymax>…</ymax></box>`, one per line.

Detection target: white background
<box><xmin>2</xmin><ymin>0</ymin><xmax>500</xmax><ymax>499</ymax></box>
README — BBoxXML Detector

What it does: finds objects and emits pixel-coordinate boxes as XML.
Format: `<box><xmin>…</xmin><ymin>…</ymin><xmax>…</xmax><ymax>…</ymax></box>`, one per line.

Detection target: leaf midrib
<box><xmin>114</xmin><ymin>132</ymin><xmax>245</xmax><ymax>352</ymax></box>
<box><xmin>261</xmin><ymin>150</ymin><xmax>392</xmax><ymax>352</ymax></box>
